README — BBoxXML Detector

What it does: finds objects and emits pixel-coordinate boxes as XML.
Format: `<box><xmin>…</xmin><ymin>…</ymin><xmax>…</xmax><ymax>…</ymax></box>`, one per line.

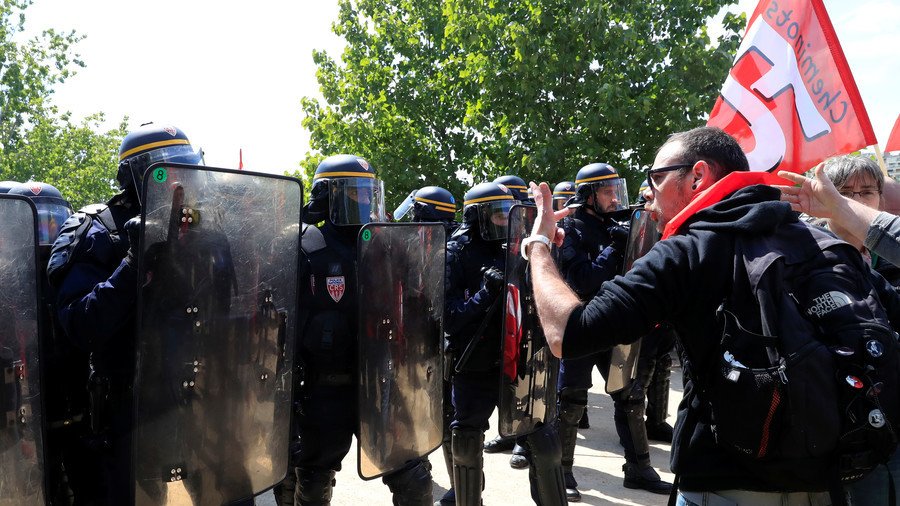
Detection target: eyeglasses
<box><xmin>838</xmin><ymin>189</ymin><xmax>881</xmax><ymax>199</ymax></box>
<box><xmin>645</xmin><ymin>164</ymin><xmax>694</xmax><ymax>191</ymax></box>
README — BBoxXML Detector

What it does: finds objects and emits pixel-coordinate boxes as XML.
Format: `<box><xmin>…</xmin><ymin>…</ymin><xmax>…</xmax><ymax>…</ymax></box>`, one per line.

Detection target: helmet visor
<box><xmin>476</xmin><ymin>200</ymin><xmax>515</xmax><ymax>241</ymax></box>
<box><xmin>36</xmin><ymin>203</ymin><xmax>74</xmax><ymax>245</ymax></box>
<box><xmin>392</xmin><ymin>192</ymin><xmax>416</xmax><ymax>222</ymax></box>
<box><xmin>329</xmin><ymin>177</ymin><xmax>387</xmax><ymax>226</ymax></box>
<box><xmin>586</xmin><ymin>178</ymin><xmax>629</xmax><ymax>214</ymax></box>
<box><xmin>144</xmin><ymin>143</ymin><xmax>205</xmax><ymax>167</ymax></box>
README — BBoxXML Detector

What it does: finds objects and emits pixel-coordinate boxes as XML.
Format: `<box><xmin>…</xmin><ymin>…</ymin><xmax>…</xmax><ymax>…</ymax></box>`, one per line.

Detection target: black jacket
<box><xmin>561</xmin><ymin>184</ymin><xmax>900</xmax><ymax>491</ymax></box>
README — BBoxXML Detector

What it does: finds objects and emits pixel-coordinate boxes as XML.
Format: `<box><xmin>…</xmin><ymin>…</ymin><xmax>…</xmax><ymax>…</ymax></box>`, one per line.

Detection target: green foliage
<box><xmin>0</xmin><ymin>0</ymin><xmax>125</xmax><ymax>209</ymax></box>
<box><xmin>301</xmin><ymin>0</ymin><xmax>744</xmax><ymax>207</ymax></box>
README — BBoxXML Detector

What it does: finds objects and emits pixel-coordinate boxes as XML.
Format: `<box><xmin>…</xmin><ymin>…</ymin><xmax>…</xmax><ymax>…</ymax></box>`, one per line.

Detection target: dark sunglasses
<box><xmin>645</xmin><ymin>163</ymin><xmax>694</xmax><ymax>191</ymax></box>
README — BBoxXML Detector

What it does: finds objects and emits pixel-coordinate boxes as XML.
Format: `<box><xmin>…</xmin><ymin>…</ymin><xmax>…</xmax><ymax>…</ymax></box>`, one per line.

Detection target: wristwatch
<box><xmin>521</xmin><ymin>234</ymin><xmax>552</xmax><ymax>260</ymax></box>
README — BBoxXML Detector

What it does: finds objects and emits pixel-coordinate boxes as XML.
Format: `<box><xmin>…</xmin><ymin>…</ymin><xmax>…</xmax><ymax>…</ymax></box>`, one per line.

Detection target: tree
<box><xmin>300</xmin><ymin>0</ymin><xmax>744</xmax><ymax>207</ymax></box>
<box><xmin>0</xmin><ymin>0</ymin><xmax>125</xmax><ymax>209</ymax></box>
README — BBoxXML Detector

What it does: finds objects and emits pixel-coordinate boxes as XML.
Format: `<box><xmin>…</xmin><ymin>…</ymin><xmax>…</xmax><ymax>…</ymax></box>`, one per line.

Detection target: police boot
<box><xmin>622</xmin><ymin>462</ymin><xmax>672</xmax><ymax>495</ymax></box>
<box><xmin>558</xmin><ymin>394</ymin><xmax>585</xmax><ymax>502</ymax></box>
<box><xmin>295</xmin><ymin>468</ymin><xmax>336</xmax><ymax>506</ymax></box>
<box><xmin>483</xmin><ymin>434</ymin><xmax>515</xmax><ymax>453</ymax></box>
<box><xmin>526</xmin><ymin>424</ymin><xmax>567</xmax><ymax>506</ymax></box>
<box><xmin>509</xmin><ymin>437</ymin><xmax>530</xmax><ymax>469</ymax></box>
<box><xmin>273</xmin><ymin>468</ymin><xmax>297</xmax><ymax>506</ymax></box>
<box><xmin>452</xmin><ymin>428</ymin><xmax>485</xmax><ymax>506</ymax></box>
<box><xmin>384</xmin><ymin>459</ymin><xmax>433</xmax><ymax>506</ymax></box>
<box><xmin>645</xmin><ymin>352</ymin><xmax>674</xmax><ymax>443</ymax></box>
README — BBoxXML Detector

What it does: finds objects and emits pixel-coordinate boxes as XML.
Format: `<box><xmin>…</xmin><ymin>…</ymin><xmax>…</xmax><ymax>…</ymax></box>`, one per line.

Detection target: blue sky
<box><xmin>21</xmin><ymin>0</ymin><xmax>900</xmax><ymax>175</ymax></box>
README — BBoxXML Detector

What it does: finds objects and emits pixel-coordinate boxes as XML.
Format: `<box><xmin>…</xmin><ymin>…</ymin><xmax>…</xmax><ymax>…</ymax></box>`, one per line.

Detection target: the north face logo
<box><xmin>806</xmin><ymin>291</ymin><xmax>852</xmax><ymax>318</ymax></box>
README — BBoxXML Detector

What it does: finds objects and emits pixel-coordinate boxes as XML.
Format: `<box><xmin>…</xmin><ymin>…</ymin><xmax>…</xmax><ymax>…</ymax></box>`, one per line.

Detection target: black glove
<box><xmin>124</xmin><ymin>216</ymin><xmax>141</xmax><ymax>266</ymax></box>
<box><xmin>607</xmin><ymin>224</ymin><xmax>629</xmax><ymax>251</ymax></box>
<box><xmin>481</xmin><ymin>266</ymin><xmax>504</xmax><ymax>296</ymax></box>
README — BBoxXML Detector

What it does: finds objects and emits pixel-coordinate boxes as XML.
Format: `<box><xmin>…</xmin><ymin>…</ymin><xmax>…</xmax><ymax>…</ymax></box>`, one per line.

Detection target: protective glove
<box><xmin>481</xmin><ymin>266</ymin><xmax>505</xmax><ymax>296</ymax></box>
<box><xmin>124</xmin><ymin>216</ymin><xmax>142</xmax><ymax>266</ymax></box>
<box><xmin>607</xmin><ymin>223</ymin><xmax>629</xmax><ymax>251</ymax></box>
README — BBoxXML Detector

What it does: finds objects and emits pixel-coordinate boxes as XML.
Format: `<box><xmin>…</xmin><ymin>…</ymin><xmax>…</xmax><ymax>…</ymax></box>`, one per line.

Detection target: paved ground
<box><xmin>257</xmin><ymin>361</ymin><xmax>682</xmax><ymax>506</ymax></box>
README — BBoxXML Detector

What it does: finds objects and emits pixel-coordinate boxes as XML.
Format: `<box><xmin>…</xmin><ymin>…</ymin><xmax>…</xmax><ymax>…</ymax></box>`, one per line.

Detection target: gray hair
<box><xmin>822</xmin><ymin>155</ymin><xmax>884</xmax><ymax>193</ymax></box>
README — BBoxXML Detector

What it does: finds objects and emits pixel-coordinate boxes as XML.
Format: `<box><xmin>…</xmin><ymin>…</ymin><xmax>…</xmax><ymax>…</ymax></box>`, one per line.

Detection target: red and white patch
<box><xmin>497</xmin><ymin>183</ymin><xmax>509</xmax><ymax>194</ymax></box>
<box><xmin>29</xmin><ymin>184</ymin><xmax>42</xmax><ymax>195</ymax></box>
<box><xmin>163</xmin><ymin>126</ymin><xmax>177</xmax><ymax>136</ymax></box>
<box><xmin>357</xmin><ymin>159</ymin><xmax>369</xmax><ymax>171</ymax></box>
<box><xmin>326</xmin><ymin>276</ymin><xmax>345</xmax><ymax>303</ymax></box>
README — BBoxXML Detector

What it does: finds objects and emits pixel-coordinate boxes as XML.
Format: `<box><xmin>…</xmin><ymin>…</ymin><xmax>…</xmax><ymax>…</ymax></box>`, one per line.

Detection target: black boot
<box><xmin>645</xmin><ymin>421</ymin><xmax>674</xmax><ymax>443</ymax></box>
<box><xmin>509</xmin><ymin>438</ymin><xmax>530</xmax><ymax>469</ymax></box>
<box><xmin>622</xmin><ymin>462</ymin><xmax>672</xmax><ymax>495</ymax></box>
<box><xmin>483</xmin><ymin>434</ymin><xmax>516</xmax><ymax>454</ymax></box>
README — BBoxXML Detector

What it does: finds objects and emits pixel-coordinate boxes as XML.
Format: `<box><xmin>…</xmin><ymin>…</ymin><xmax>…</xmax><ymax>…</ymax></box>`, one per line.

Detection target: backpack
<box><xmin>703</xmin><ymin>221</ymin><xmax>899</xmax><ymax>492</ymax></box>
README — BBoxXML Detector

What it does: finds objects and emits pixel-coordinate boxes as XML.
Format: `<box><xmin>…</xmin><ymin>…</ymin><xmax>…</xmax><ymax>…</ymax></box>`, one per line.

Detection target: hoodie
<box><xmin>561</xmin><ymin>184</ymin><xmax>825</xmax><ymax>491</ymax></box>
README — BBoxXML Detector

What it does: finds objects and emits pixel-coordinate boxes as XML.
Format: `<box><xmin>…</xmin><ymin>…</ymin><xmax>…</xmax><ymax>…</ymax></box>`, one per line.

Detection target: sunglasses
<box><xmin>645</xmin><ymin>163</ymin><xmax>694</xmax><ymax>192</ymax></box>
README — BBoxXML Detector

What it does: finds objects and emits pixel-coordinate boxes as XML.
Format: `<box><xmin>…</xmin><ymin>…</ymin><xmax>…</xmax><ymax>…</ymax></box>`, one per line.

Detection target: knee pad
<box><xmin>384</xmin><ymin>460</ymin><xmax>433</xmax><ymax>505</ymax></box>
<box><xmin>295</xmin><ymin>468</ymin><xmax>335</xmax><ymax>505</ymax></box>
<box><xmin>451</xmin><ymin>428</ymin><xmax>484</xmax><ymax>468</ymax></box>
<box><xmin>527</xmin><ymin>424</ymin><xmax>562</xmax><ymax>470</ymax></box>
<box><xmin>558</xmin><ymin>389</ymin><xmax>587</xmax><ymax>427</ymax></box>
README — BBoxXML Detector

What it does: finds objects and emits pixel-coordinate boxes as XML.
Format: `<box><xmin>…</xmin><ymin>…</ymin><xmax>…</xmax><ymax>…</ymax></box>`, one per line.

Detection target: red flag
<box><xmin>239</xmin><ymin>148</ymin><xmax>243</xmax><ymax>170</ymax></box>
<box><xmin>707</xmin><ymin>0</ymin><xmax>876</xmax><ymax>174</ymax></box>
<box><xmin>886</xmin><ymin>115</ymin><xmax>900</xmax><ymax>153</ymax></box>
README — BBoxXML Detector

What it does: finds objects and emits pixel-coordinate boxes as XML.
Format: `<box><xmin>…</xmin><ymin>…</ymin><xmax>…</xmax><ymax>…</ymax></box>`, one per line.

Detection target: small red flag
<box><xmin>886</xmin><ymin>115</ymin><xmax>900</xmax><ymax>153</ymax></box>
<box><xmin>239</xmin><ymin>149</ymin><xmax>243</xmax><ymax>170</ymax></box>
<box><xmin>707</xmin><ymin>0</ymin><xmax>876</xmax><ymax>174</ymax></box>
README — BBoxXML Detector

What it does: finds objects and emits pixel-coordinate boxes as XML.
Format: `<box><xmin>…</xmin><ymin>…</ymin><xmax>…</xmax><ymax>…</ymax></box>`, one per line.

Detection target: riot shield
<box><xmin>498</xmin><ymin>204</ymin><xmax>559</xmax><ymax>437</ymax></box>
<box><xmin>133</xmin><ymin>163</ymin><xmax>301</xmax><ymax>506</ymax></box>
<box><xmin>604</xmin><ymin>207</ymin><xmax>661</xmax><ymax>394</ymax></box>
<box><xmin>0</xmin><ymin>195</ymin><xmax>46</xmax><ymax>505</ymax></box>
<box><xmin>356</xmin><ymin>223</ymin><xmax>445</xmax><ymax>480</ymax></box>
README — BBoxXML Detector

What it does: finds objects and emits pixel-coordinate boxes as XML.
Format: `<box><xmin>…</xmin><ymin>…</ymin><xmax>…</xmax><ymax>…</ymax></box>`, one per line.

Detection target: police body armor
<box><xmin>605</xmin><ymin>207</ymin><xmax>661</xmax><ymax>394</ymax></box>
<box><xmin>498</xmin><ymin>204</ymin><xmax>559</xmax><ymax>436</ymax></box>
<box><xmin>0</xmin><ymin>195</ymin><xmax>47</xmax><ymax>504</ymax></box>
<box><xmin>132</xmin><ymin>163</ymin><xmax>301</xmax><ymax>506</ymax></box>
<box><xmin>356</xmin><ymin>223</ymin><xmax>445</xmax><ymax>479</ymax></box>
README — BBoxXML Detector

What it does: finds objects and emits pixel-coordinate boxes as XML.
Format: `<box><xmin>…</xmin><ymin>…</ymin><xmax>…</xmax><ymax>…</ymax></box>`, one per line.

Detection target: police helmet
<box><xmin>306</xmin><ymin>154</ymin><xmax>387</xmax><ymax>226</ymax></box>
<box><xmin>0</xmin><ymin>180</ymin><xmax>21</xmax><ymax>194</ymax></box>
<box><xmin>493</xmin><ymin>175</ymin><xmax>530</xmax><ymax>202</ymax></box>
<box><xmin>394</xmin><ymin>186</ymin><xmax>456</xmax><ymax>223</ymax></box>
<box><xmin>117</xmin><ymin>124</ymin><xmax>204</xmax><ymax>202</ymax></box>
<box><xmin>571</xmin><ymin>163</ymin><xmax>628</xmax><ymax>215</ymax></box>
<box><xmin>7</xmin><ymin>182</ymin><xmax>73</xmax><ymax>246</ymax></box>
<box><xmin>552</xmin><ymin>181</ymin><xmax>576</xmax><ymax>211</ymax></box>
<box><xmin>463</xmin><ymin>182</ymin><xmax>516</xmax><ymax>241</ymax></box>
<box><xmin>635</xmin><ymin>179</ymin><xmax>650</xmax><ymax>206</ymax></box>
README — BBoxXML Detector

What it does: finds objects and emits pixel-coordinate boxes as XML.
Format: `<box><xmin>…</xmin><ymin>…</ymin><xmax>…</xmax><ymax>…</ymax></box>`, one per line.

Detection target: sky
<box><xmin>20</xmin><ymin>0</ymin><xmax>900</xmax><ymax>176</ymax></box>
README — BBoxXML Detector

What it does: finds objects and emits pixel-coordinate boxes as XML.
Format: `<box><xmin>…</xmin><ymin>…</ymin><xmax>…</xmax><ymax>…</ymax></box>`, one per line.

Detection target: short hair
<box><xmin>659</xmin><ymin>126</ymin><xmax>750</xmax><ymax>179</ymax></box>
<box><xmin>822</xmin><ymin>155</ymin><xmax>884</xmax><ymax>193</ymax></box>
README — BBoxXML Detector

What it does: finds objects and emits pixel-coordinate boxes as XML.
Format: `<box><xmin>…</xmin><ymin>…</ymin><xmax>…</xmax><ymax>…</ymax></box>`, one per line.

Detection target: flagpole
<box><xmin>873</xmin><ymin>144</ymin><xmax>889</xmax><ymax>178</ymax></box>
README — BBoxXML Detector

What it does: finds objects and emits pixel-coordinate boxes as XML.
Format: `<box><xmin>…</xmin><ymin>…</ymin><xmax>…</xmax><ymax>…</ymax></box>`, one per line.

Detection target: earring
<box><xmin>691</xmin><ymin>183</ymin><xmax>697</xmax><ymax>190</ymax></box>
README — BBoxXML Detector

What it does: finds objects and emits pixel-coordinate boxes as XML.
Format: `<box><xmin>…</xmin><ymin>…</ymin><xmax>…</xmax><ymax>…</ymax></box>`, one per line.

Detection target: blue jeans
<box><xmin>845</xmin><ymin>450</ymin><xmax>900</xmax><ymax>506</ymax></box>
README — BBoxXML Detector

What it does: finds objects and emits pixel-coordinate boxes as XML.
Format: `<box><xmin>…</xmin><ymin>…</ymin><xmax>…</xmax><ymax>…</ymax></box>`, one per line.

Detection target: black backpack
<box><xmin>703</xmin><ymin>221</ymin><xmax>899</xmax><ymax>493</ymax></box>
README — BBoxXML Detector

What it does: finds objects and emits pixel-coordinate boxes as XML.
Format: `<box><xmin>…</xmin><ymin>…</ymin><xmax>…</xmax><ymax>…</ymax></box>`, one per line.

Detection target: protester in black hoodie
<box><xmin>522</xmin><ymin>126</ymin><xmax>900</xmax><ymax>505</ymax></box>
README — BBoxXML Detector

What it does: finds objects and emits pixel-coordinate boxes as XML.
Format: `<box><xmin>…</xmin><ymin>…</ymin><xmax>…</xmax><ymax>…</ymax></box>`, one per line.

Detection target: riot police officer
<box><xmin>443</xmin><ymin>181</ymin><xmax>566</xmax><ymax>506</ymax></box>
<box><xmin>7</xmin><ymin>182</ymin><xmax>79</xmax><ymax>504</ymax></box>
<box><xmin>46</xmin><ymin>124</ymin><xmax>203</xmax><ymax>505</ymax></box>
<box><xmin>551</xmin><ymin>182</ymin><xmax>575</xmax><ymax>212</ymax></box>
<box><xmin>557</xmin><ymin>164</ymin><xmax>671</xmax><ymax>500</ymax></box>
<box><xmin>280</xmin><ymin>155</ymin><xmax>434</xmax><ymax>506</ymax></box>
<box><xmin>0</xmin><ymin>180</ymin><xmax>21</xmax><ymax>193</ymax></box>
<box><xmin>494</xmin><ymin>175</ymin><xmax>531</xmax><ymax>202</ymax></box>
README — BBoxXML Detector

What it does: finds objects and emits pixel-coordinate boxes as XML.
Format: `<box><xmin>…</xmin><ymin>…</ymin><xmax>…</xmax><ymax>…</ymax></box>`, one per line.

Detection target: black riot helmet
<box><xmin>7</xmin><ymin>182</ymin><xmax>73</xmax><ymax>246</ymax></box>
<box><xmin>570</xmin><ymin>163</ymin><xmax>628</xmax><ymax>215</ymax></box>
<box><xmin>493</xmin><ymin>175</ymin><xmax>530</xmax><ymax>202</ymax></box>
<box><xmin>552</xmin><ymin>181</ymin><xmax>576</xmax><ymax>211</ymax></box>
<box><xmin>0</xmin><ymin>180</ymin><xmax>21</xmax><ymax>194</ymax></box>
<box><xmin>117</xmin><ymin>124</ymin><xmax>204</xmax><ymax>203</ymax></box>
<box><xmin>394</xmin><ymin>185</ymin><xmax>457</xmax><ymax>223</ymax></box>
<box><xmin>461</xmin><ymin>182</ymin><xmax>516</xmax><ymax>242</ymax></box>
<box><xmin>304</xmin><ymin>154</ymin><xmax>387</xmax><ymax>226</ymax></box>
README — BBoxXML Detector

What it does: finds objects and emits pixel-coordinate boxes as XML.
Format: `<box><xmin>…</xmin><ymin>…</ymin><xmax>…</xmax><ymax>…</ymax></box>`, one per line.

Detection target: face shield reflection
<box><xmin>477</xmin><ymin>200</ymin><xmax>515</xmax><ymax>241</ymax></box>
<box><xmin>588</xmin><ymin>179</ymin><xmax>629</xmax><ymax>214</ymax></box>
<box><xmin>329</xmin><ymin>177</ymin><xmax>387</xmax><ymax>226</ymax></box>
<box><xmin>36</xmin><ymin>203</ymin><xmax>74</xmax><ymax>245</ymax></box>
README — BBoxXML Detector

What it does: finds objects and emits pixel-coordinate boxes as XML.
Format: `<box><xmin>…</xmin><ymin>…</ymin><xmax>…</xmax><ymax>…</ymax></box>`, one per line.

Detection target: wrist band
<box><xmin>521</xmin><ymin>234</ymin><xmax>552</xmax><ymax>260</ymax></box>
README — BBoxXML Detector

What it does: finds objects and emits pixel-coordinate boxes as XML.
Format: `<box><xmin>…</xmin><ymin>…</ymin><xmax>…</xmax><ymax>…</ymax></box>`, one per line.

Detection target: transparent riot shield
<box><xmin>356</xmin><ymin>223</ymin><xmax>445</xmax><ymax>479</ymax></box>
<box><xmin>133</xmin><ymin>163</ymin><xmax>301</xmax><ymax>506</ymax></box>
<box><xmin>605</xmin><ymin>207</ymin><xmax>661</xmax><ymax>394</ymax></box>
<box><xmin>499</xmin><ymin>204</ymin><xmax>559</xmax><ymax>437</ymax></box>
<box><xmin>0</xmin><ymin>195</ymin><xmax>46</xmax><ymax>505</ymax></box>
